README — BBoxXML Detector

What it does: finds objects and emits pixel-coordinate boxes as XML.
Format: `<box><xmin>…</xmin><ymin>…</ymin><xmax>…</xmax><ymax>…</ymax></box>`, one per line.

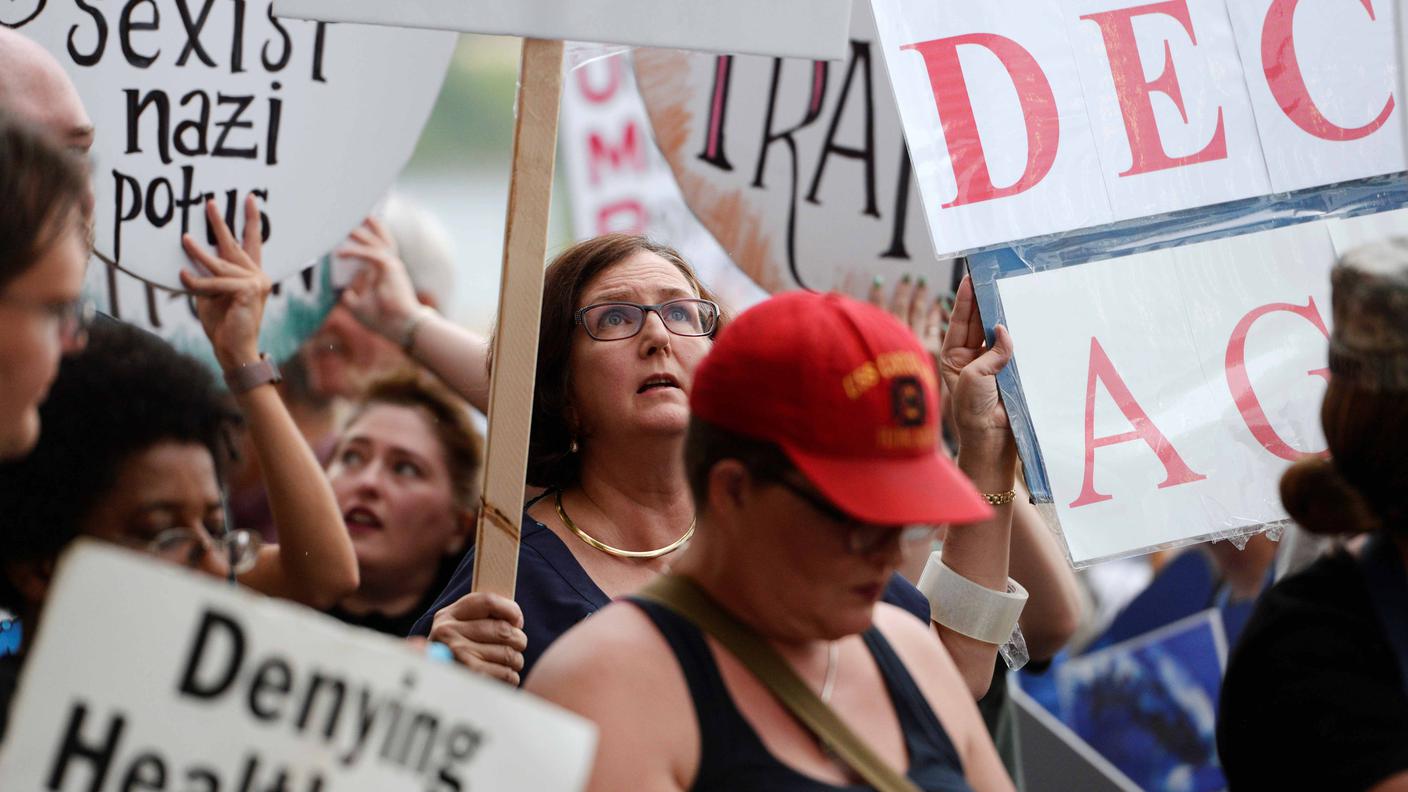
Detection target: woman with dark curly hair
<box><xmin>1217</xmin><ymin>239</ymin><xmax>1408</xmax><ymax>791</ymax></box>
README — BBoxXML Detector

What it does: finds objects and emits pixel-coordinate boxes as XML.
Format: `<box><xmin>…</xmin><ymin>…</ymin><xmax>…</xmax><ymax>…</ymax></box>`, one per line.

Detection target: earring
<box><xmin>569</xmin><ymin>438</ymin><xmax>580</xmax><ymax>454</ymax></box>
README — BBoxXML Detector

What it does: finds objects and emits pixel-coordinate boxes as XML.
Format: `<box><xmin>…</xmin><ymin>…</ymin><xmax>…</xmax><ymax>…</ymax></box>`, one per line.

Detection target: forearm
<box><xmin>1008</xmin><ymin>483</ymin><xmax>1082</xmax><ymax>661</ymax></box>
<box><xmin>934</xmin><ymin>439</ymin><xmax>1017</xmax><ymax>698</ymax></box>
<box><xmin>407</xmin><ymin>313</ymin><xmax>491</xmax><ymax>414</ymax></box>
<box><xmin>235</xmin><ymin>384</ymin><xmax>359</xmax><ymax>607</ymax></box>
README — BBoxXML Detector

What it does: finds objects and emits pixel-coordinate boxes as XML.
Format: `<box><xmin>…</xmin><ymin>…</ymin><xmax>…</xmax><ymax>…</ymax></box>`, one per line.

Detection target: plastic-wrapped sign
<box><xmin>633</xmin><ymin>1</ymin><xmax>953</xmax><ymax>295</ymax></box>
<box><xmin>870</xmin><ymin>0</ymin><xmax>1405</xmax><ymax>257</ymax></box>
<box><xmin>559</xmin><ymin>51</ymin><xmax>767</xmax><ymax>313</ymax></box>
<box><xmin>0</xmin><ymin>542</ymin><xmax>596</xmax><ymax>790</ymax></box>
<box><xmin>7</xmin><ymin>3</ymin><xmax>455</xmax><ymax>290</ymax></box>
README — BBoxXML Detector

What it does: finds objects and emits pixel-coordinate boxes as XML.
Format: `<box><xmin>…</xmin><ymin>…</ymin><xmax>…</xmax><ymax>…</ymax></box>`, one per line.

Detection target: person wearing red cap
<box><xmin>526</xmin><ymin>290</ymin><xmax>1015</xmax><ymax>791</ymax></box>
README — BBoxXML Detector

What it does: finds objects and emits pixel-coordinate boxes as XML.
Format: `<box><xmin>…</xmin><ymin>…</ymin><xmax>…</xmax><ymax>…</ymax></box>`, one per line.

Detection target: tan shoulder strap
<box><xmin>637</xmin><ymin>575</ymin><xmax>922</xmax><ymax>792</ymax></box>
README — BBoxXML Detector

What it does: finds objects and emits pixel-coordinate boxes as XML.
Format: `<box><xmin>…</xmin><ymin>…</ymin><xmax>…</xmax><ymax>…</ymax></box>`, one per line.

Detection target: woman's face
<box><xmin>81</xmin><ymin>441</ymin><xmax>231</xmax><ymax>579</ymax></box>
<box><xmin>568</xmin><ymin>252</ymin><xmax>713</xmax><ymax>445</ymax></box>
<box><xmin>328</xmin><ymin>404</ymin><xmax>467</xmax><ymax>583</ymax></box>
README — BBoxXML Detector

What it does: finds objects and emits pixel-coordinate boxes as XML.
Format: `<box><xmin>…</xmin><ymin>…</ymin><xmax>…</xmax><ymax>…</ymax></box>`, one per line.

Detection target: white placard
<box><xmin>0</xmin><ymin>542</ymin><xmax>596</xmax><ymax>791</ymax></box>
<box><xmin>559</xmin><ymin>52</ymin><xmax>767</xmax><ymax>312</ymax></box>
<box><xmin>872</xmin><ymin>0</ymin><xmax>1113</xmax><ymax>254</ymax></box>
<box><xmin>999</xmin><ymin>222</ymin><xmax>1336</xmax><ymax>564</ymax></box>
<box><xmin>274</xmin><ymin>0</ymin><xmax>853</xmax><ymax>61</ymax></box>
<box><xmin>1064</xmin><ymin>0</ymin><xmax>1269</xmax><ymax>220</ymax></box>
<box><xmin>1228</xmin><ymin>0</ymin><xmax>1403</xmax><ymax>193</ymax></box>
<box><xmin>8</xmin><ymin>4</ymin><xmax>454</xmax><ymax>291</ymax></box>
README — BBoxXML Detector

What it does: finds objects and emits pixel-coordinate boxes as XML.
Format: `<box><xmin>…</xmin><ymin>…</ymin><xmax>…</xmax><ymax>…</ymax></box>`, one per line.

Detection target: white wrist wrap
<box><xmin>917</xmin><ymin>551</ymin><xmax>1028</xmax><ymax>645</ymax></box>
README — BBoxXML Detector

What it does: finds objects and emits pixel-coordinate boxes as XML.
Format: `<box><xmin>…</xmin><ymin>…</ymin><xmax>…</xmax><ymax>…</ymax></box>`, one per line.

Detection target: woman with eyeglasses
<box><xmin>341</xmin><ymin>232</ymin><xmax>1025</xmax><ymax>696</ymax></box>
<box><xmin>0</xmin><ymin>198</ymin><xmax>358</xmax><ymax>740</ymax></box>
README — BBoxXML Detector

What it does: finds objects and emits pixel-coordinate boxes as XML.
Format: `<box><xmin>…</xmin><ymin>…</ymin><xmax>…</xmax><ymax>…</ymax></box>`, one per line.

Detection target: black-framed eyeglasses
<box><xmin>575</xmin><ymin>298</ymin><xmax>720</xmax><ymax>341</ymax></box>
<box><xmin>0</xmin><ymin>294</ymin><xmax>96</xmax><ymax>348</ymax></box>
<box><xmin>773</xmin><ymin>477</ymin><xmax>937</xmax><ymax>557</ymax></box>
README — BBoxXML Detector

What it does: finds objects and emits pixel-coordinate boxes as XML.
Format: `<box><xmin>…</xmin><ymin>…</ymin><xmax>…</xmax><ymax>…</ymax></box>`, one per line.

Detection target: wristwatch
<box><xmin>224</xmin><ymin>354</ymin><xmax>282</xmax><ymax>394</ymax></box>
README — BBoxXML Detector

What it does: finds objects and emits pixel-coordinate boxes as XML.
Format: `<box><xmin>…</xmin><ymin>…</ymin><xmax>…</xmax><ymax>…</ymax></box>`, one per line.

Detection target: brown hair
<box><xmin>683</xmin><ymin>415</ymin><xmax>792</xmax><ymax>514</ymax></box>
<box><xmin>343</xmin><ymin>371</ymin><xmax>485</xmax><ymax>512</ymax></box>
<box><xmin>0</xmin><ymin>110</ymin><xmax>88</xmax><ymax>292</ymax></box>
<box><xmin>1279</xmin><ymin>379</ymin><xmax>1408</xmax><ymax>537</ymax></box>
<box><xmin>519</xmin><ymin>234</ymin><xmax>724</xmax><ymax>489</ymax></box>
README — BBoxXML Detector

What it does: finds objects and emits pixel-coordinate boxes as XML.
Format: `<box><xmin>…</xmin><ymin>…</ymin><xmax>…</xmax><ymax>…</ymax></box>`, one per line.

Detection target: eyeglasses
<box><xmin>0</xmin><ymin>294</ymin><xmax>96</xmax><ymax>348</ymax></box>
<box><xmin>575</xmin><ymin>298</ymin><xmax>720</xmax><ymax>341</ymax></box>
<box><xmin>141</xmin><ymin>527</ymin><xmax>262</xmax><ymax>577</ymax></box>
<box><xmin>773</xmin><ymin>477</ymin><xmax>937</xmax><ymax>557</ymax></box>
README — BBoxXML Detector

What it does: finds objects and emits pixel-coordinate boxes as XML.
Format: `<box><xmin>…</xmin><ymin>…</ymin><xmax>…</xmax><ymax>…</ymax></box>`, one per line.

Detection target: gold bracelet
<box><xmin>981</xmin><ymin>489</ymin><xmax>1016</xmax><ymax>506</ymax></box>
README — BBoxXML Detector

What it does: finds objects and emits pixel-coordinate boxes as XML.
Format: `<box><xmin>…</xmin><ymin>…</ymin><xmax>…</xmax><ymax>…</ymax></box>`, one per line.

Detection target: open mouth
<box><xmin>343</xmin><ymin>506</ymin><xmax>383</xmax><ymax>533</ymax></box>
<box><xmin>637</xmin><ymin>374</ymin><xmax>681</xmax><ymax>394</ymax></box>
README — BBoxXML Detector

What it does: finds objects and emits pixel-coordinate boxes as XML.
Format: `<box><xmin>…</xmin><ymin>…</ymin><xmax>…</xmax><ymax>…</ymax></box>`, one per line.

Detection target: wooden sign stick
<box><xmin>472</xmin><ymin>37</ymin><xmax>564</xmax><ymax>598</ymax></box>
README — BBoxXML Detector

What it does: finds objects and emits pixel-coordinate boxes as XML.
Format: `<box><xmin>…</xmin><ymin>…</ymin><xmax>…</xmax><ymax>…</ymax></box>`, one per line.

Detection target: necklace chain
<box><xmin>556</xmin><ymin>490</ymin><xmax>695</xmax><ymax>559</ymax></box>
<box><xmin>820</xmin><ymin>641</ymin><xmax>839</xmax><ymax>703</ymax></box>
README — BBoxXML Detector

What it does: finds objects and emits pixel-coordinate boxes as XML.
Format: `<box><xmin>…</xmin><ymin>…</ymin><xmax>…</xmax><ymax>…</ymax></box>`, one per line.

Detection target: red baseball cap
<box><xmin>690</xmin><ymin>291</ymin><xmax>993</xmax><ymax>526</ymax></box>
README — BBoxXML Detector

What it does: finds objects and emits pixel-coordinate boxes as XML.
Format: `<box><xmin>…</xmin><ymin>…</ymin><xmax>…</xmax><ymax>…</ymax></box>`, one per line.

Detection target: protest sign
<box><xmin>559</xmin><ymin>51</ymin><xmax>767</xmax><ymax>312</ymax></box>
<box><xmin>1008</xmin><ymin>685</ymin><xmax>1140</xmax><ymax>792</ymax></box>
<box><xmin>870</xmin><ymin>0</ymin><xmax>1405</xmax><ymax>256</ymax></box>
<box><xmin>632</xmin><ymin>1</ymin><xmax>955</xmax><ymax>295</ymax></box>
<box><xmin>0</xmin><ymin>542</ymin><xmax>596</xmax><ymax>791</ymax></box>
<box><xmin>273</xmin><ymin>0</ymin><xmax>853</xmax><ymax>598</ymax></box>
<box><xmin>7</xmin><ymin>3</ymin><xmax>455</xmax><ymax>291</ymax></box>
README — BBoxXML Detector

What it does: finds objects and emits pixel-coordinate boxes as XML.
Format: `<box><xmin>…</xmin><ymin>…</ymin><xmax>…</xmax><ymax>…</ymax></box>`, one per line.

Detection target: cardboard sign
<box><xmin>274</xmin><ymin>0</ymin><xmax>853</xmax><ymax>61</ymax></box>
<box><xmin>8</xmin><ymin>3</ymin><xmax>454</xmax><ymax>290</ymax></box>
<box><xmin>871</xmin><ymin>0</ymin><xmax>1406</xmax><ymax>256</ymax></box>
<box><xmin>997</xmin><ymin>221</ymin><xmax>1337</xmax><ymax>564</ymax></box>
<box><xmin>0</xmin><ymin>542</ymin><xmax>596</xmax><ymax>791</ymax></box>
<box><xmin>633</xmin><ymin>1</ymin><xmax>955</xmax><ymax>295</ymax></box>
<box><xmin>1008</xmin><ymin>685</ymin><xmax>1140</xmax><ymax>792</ymax></box>
<box><xmin>559</xmin><ymin>51</ymin><xmax>767</xmax><ymax>312</ymax></box>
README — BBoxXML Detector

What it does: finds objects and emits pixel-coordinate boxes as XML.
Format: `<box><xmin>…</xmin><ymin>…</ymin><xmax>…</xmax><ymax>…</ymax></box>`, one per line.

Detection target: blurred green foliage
<box><xmin>406</xmin><ymin>35</ymin><xmax>522</xmax><ymax>172</ymax></box>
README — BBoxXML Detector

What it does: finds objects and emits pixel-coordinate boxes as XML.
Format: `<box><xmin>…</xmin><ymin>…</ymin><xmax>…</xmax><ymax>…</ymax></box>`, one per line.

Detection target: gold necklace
<box><xmin>555</xmin><ymin>489</ymin><xmax>695</xmax><ymax>559</ymax></box>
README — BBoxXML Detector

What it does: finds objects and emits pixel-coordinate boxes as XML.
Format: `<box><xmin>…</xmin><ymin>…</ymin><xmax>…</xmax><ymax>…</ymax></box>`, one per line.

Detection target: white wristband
<box><xmin>916</xmin><ymin>551</ymin><xmax>1028</xmax><ymax>645</ymax></box>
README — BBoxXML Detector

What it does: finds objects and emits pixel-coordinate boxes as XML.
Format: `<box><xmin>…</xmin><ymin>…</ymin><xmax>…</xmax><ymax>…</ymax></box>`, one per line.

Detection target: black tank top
<box><xmin>629</xmin><ymin>598</ymin><xmax>976</xmax><ymax>792</ymax></box>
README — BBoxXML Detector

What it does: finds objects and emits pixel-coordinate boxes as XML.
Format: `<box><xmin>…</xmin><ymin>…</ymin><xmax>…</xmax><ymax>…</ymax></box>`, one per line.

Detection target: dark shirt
<box><xmin>411</xmin><ymin>508</ymin><xmax>932</xmax><ymax>679</ymax></box>
<box><xmin>327</xmin><ymin>556</ymin><xmax>459</xmax><ymax>638</ymax></box>
<box><xmin>1218</xmin><ymin>550</ymin><xmax>1408</xmax><ymax>791</ymax></box>
<box><xmin>630</xmin><ymin>596</ymin><xmax>974</xmax><ymax>792</ymax></box>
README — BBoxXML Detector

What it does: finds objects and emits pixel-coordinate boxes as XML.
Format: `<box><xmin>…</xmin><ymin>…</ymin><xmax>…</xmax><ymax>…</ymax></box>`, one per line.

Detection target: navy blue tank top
<box><xmin>629</xmin><ymin>597</ymin><xmax>975</xmax><ymax>792</ymax></box>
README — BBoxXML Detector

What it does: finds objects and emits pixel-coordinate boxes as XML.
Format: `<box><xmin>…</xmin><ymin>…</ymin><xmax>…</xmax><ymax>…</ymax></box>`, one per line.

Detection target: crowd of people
<box><xmin>0</xmin><ymin>25</ymin><xmax>1404</xmax><ymax>792</ymax></box>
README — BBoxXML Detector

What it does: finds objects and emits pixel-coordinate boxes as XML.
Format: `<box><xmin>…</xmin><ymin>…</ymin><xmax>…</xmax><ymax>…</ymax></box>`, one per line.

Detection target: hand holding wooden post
<box><xmin>273</xmin><ymin>0</ymin><xmax>855</xmax><ymax>598</ymax></box>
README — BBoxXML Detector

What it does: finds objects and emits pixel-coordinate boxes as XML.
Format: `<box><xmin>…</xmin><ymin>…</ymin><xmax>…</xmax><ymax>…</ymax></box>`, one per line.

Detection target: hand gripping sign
<box><xmin>0</xmin><ymin>542</ymin><xmax>596</xmax><ymax>791</ymax></box>
<box><xmin>7</xmin><ymin>1</ymin><xmax>454</xmax><ymax>292</ymax></box>
<box><xmin>273</xmin><ymin>0</ymin><xmax>854</xmax><ymax>598</ymax></box>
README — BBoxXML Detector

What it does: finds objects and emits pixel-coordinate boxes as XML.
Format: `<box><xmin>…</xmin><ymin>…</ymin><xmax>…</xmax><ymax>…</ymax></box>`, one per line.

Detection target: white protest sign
<box><xmin>274</xmin><ymin>0</ymin><xmax>852</xmax><ymax>60</ymax></box>
<box><xmin>560</xmin><ymin>51</ymin><xmax>767</xmax><ymax>312</ymax></box>
<box><xmin>998</xmin><ymin>222</ymin><xmax>1338</xmax><ymax>564</ymax></box>
<box><xmin>870</xmin><ymin>0</ymin><xmax>1407</xmax><ymax>256</ymax></box>
<box><xmin>0</xmin><ymin>542</ymin><xmax>596</xmax><ymax>791</ymax></box>
<box><xmin>631</xmin><ymin>1</ymin><xmax>957</xmax><ymax>295</ymax></box>
<box><xmin>7</xmin><ymin>3</ymin><xmax>454</xmax><ymax>291</ymax></box>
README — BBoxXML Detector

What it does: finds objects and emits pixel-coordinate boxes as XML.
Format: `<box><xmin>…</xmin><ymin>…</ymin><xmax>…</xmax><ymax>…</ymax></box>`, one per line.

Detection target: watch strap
<box><xmin>224</xmin><ymin>354</ymin><xmax>282</xmax><ymax>394</ymax></box>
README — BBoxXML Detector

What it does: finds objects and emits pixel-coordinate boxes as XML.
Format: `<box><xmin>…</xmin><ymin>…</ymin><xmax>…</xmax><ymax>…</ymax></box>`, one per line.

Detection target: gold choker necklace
<box><xmin>555</xmin><ymin>490</ymin><xmax>695</xmax><ymax>559</ymax></box>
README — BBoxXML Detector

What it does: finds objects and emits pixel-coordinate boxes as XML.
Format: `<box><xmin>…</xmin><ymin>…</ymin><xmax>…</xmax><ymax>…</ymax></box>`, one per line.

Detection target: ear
<box><xmin>2</xmin><ymin>557</ymin><xmax>54</xmax><ymax>613</ymax></box>
<box><xmin>705</xmin><ymin>459</ymin><xmax>751</xmax><ymax>523</ymax></box>
<box><xmin>444</xmin><ymin>509</ymin><xmax>476</xmax><ymax>557</ymax></box>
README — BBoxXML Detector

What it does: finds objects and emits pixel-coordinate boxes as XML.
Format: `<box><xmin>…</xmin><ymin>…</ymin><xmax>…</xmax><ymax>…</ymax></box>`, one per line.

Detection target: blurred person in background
<box><xmin>1218</xmin><ymin>239</ymin><xmax>1408</xmax><ymax>792</ymax></box>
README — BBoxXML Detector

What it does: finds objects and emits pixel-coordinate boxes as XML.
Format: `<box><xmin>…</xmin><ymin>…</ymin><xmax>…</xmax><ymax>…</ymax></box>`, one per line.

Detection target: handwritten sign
<box><xmin>0</xmin><ymin>542</ymin><xmax>596</xmax><ymax>791</ymax></box>
<box><xmin>8</xmin><ymin>3</ymin><xmax>454</xmax><ymax>290</ymax></box>
<box><xmin>871</xmin><ymin>0</ymin><xmax>1405</xmax><ymax>256</ymax></box>
<box><xmin>633</xmin><ymin>1</ymin><xmax>954</xmax><ymax>294</ymax></box>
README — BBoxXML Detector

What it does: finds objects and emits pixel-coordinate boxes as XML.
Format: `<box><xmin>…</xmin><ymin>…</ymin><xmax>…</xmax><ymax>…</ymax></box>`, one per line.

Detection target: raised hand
<box><xmin>940</xmin><ymin>275</ymin><xmax>1015</xmax><ymax>445</ymax></box>
<box><xmin>180</xmin><ymin>196</ymin><xmax>271</xmax><ymax>370</ymax></box>
<box><xmin>337</xmin><ymin>216</ymin><xmax>423</xmax><ymax>340</ymax></box>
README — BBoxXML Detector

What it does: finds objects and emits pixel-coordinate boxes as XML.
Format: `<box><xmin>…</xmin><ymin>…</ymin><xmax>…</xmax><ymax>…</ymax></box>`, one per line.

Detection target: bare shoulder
<box><xmin>526</xmin><ymin>601</ymin><xmax>697</xmax><ymax>792</ymax></box>
<box><xmin>873</xmin><ymin>602</ymin><xmax>959</xmax><ymax>672</ymax></box>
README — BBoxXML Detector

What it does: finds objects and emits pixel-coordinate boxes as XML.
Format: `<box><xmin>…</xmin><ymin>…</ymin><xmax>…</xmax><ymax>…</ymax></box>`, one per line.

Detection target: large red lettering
<box><xmin>1070</xmin><ymin>337</ymin><xmax>1207</xmax><ymax>508</ymax></box>
<box><xmin>596</xmin><ymin>199</ymin><xmax>646</xmax><ymax>235</ymax></box>
<box><xmin>1225</xmin><ymin>298</ymin><xmax>1330</xmax><ymax>461</ymax></box>
<box><xmin>1082</xmin><ymin>0</ymin><xmax>1226</xmax><ymax>176</ymax></box>
<box><xmin>587</xmin><ymin>121</ymin><xmax>645</xmax><ymax>185</ymax></box>
<box><xmin>575</xmin><ymin>57</ymin><xmax>622</xmax><ymax>104</ymax></box>
<box><xmin>901</xmin><ymin>34</ymin><xmax>1059</xmax><ymax>207</ymax></box>
<box><xmin>1262</xmin><ymin>0</ymin><xmax>1393</xmax><ymax>141</ymax></box>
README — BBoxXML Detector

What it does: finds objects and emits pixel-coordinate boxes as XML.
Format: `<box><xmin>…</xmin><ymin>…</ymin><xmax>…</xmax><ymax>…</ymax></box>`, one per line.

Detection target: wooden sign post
<box><xmin>273</xmin><ymin>0</ymin><xmax>854</xmax><ymax>597</ymax></box>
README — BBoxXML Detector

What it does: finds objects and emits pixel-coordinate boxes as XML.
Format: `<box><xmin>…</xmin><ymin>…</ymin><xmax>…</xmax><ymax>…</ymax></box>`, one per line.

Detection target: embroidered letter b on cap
<box><xmin>690</xmin><ymin>291</ymin><xmax>992</xmax><ymax>527</ymax></box>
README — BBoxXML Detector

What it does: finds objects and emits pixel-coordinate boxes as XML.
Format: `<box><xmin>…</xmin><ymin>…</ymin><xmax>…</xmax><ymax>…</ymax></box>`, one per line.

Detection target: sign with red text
<box><xmin>560</xmin><ymin>52</ymin><xmax>767</xmax><ymax>312</ymax></box>
<box><xmin>998</xmin><ymin>222</ymin><xmax>1339</xmax><ymax>564</ymax></box>
<box><xmin>7</xmin><ymin>4</ymin><xmax>454</xmax><ymax>290</ymax></box>
<box><xmin>871</xmin><ymin>0</ymin><xmax>1406</xmax><ymax>256</ymax></box>
<box><xmin>0</xmin><ymin>542</ymin><xmax>596</xmax><ymax>791</ymax></box>
<box><xmin>633</xmin><ymin>0</ymin><xmax>956</xmax><ymax>296</ymax></box>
